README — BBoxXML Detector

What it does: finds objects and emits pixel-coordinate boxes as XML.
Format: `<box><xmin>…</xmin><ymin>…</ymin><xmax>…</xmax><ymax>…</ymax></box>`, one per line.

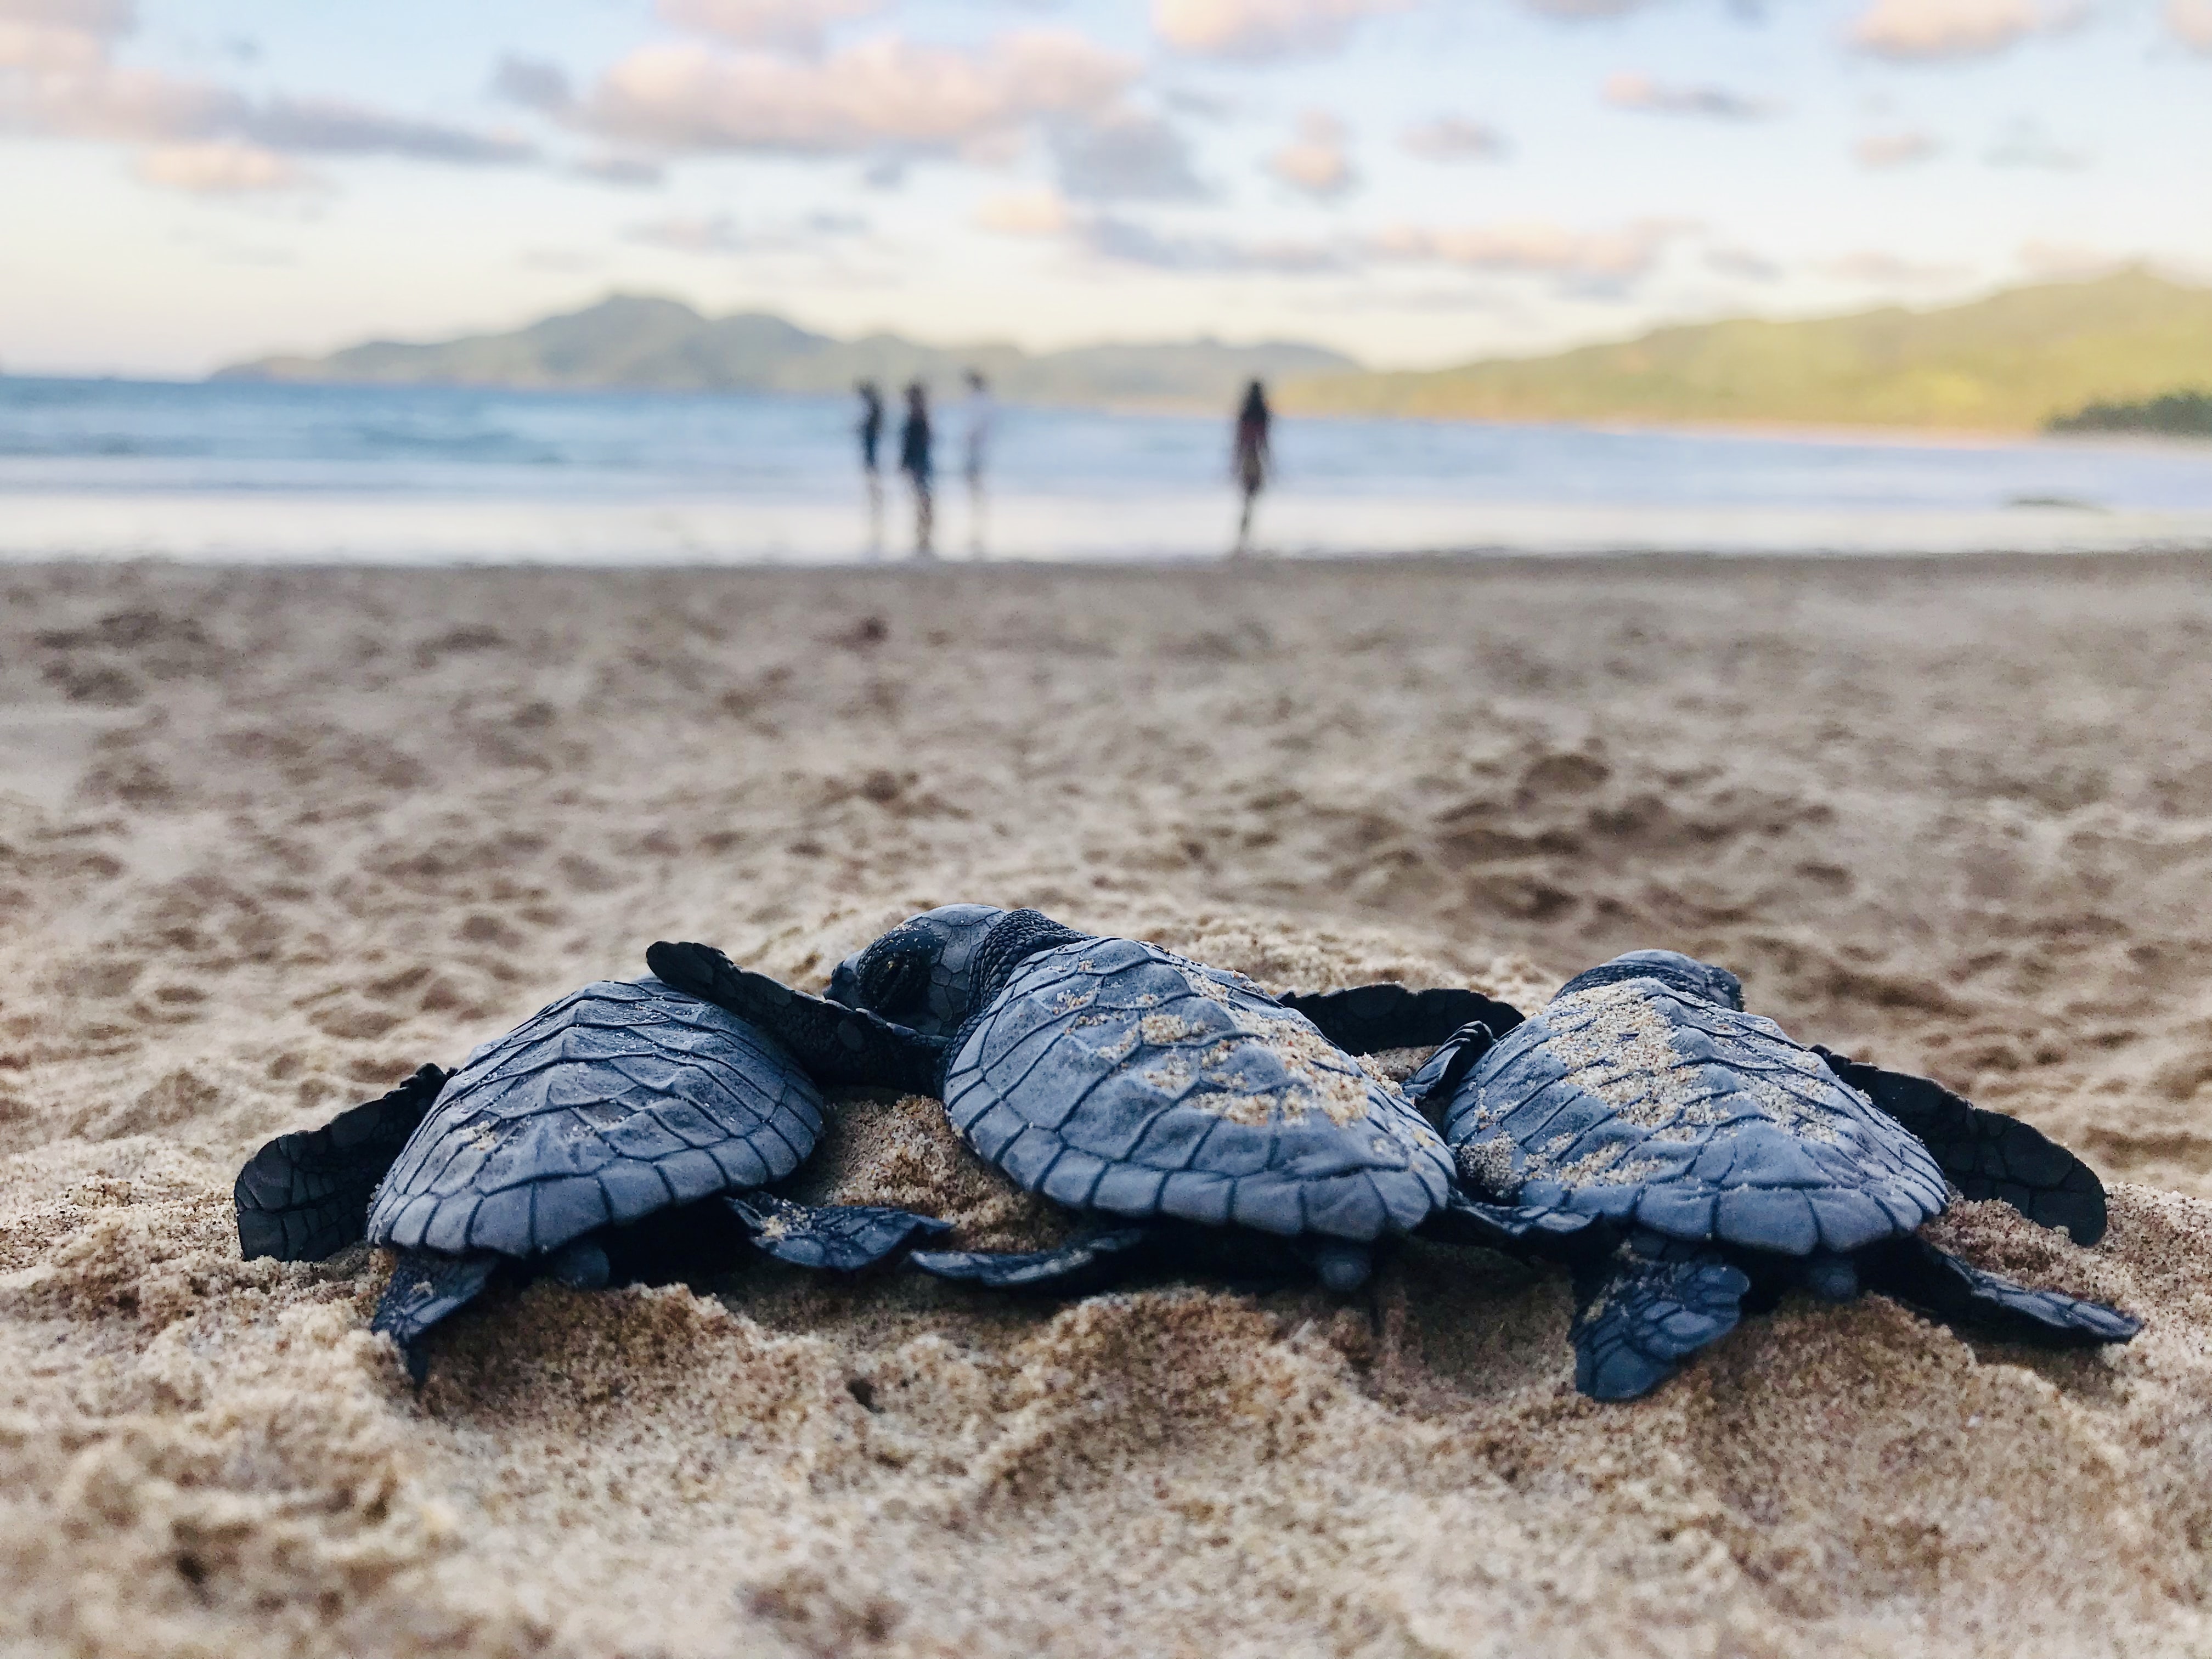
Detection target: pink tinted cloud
<box><xmin>1152</xmin><ymin>0</ymin><xmax>1412</xmax><ymax>61</ymax></box>
<box><xmin>1850</xmin><ymin>0</ymin><xmax>2040</xmax><ymax>60</ymax></box>
<box><xmin>1267</xmin><ymin>111</ymin><xmax>1352</xmax><ymax>196</ymax></box>
<box><xmin>583</xmin><ymin>30</ymin><xmax>1137</xmax><ymax>155</ymax></box>
<box><xmin>656</xmin><ymin>0</ymin><xmax>887</xmax><ymax>53</ymax></box>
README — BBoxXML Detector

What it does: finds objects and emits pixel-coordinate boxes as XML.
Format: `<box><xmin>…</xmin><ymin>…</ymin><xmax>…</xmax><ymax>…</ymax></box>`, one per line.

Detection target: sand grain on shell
<box><xmin>3</xmin><ymin>554</ymin><xmax>2212</xmax><ymax>1657</ymax></box>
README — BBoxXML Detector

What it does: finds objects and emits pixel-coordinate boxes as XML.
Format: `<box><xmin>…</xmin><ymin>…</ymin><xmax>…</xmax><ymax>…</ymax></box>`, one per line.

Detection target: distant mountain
<box><xmin>216</xmin><ymin>295</ymin><xmax>1360</xmax><ymax>410</ymax></box>
<box><xmin>1279</xmin><ymin>270</ymin><xmax>2212</xmax><ymax>433</ymax></box>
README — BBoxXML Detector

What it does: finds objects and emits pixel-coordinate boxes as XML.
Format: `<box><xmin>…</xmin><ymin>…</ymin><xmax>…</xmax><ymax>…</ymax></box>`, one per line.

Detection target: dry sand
<box><xmin>4</xmin><ymin>551</ymin><xmax>2212</xmax><ymax>1657</ymax></box>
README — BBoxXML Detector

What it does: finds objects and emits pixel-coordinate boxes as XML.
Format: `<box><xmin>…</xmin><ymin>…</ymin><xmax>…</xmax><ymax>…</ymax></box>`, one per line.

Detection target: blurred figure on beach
<box><xmin>1232</xmin><ymin>380</ymin><xmax>1272</xmax><ymax>554</ymax></box>
<box><xmin>856</xmin><ymin>380</ymin><xmax>885</xmax><ymax>556</ymax></box>
<box><xmin>960</xmin><ymin>368</ymin><xmax>994</xmax><ymax>556</ymax></box>
<box><xmin>900</xmin><ymin>380</ymin><xmax>934</xmax><ymax>557</ymax></box>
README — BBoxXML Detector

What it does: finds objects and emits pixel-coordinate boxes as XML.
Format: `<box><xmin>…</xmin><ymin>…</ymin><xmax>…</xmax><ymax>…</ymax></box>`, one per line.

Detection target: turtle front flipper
<box><xmin>1815</xmin><ymin>1048</ymin><xmax>2108</xmax><ymax>1244</ymax></box>
<box><xmin>1858</xmin><ymin>1235</ymin><xmax>2140</xmax><ymax>1347</ymax></box>
<box><xmin>235</xmin><ymin>1064</ymin><xmax>449</xmax><ymax>1262</ymax></box>
<box><xmin>647</xmin><ymin>941</ymin><xmax>947</xmax><ymax>1094</ymax></box>
<box><xmin>908</xmin><ymin>1226</ymin><xmax>1153</xmax><ymax>1291</ymax></box>
<box><xmin>1570</xmin><ymin>1240</ymin><xmax>1751</xmax><ymax>1401</ymax></box>
<box><xmin>1278</xmin><ymin>984</ymin><xmax>1526</xmax><ymax>1055</ymax></box>
<box><xmin>725</xmin><ymin>1193</ymin><xmax>952</xmax><ymax>1270</ymax></box>
<box><xmin>1403</xmin><ymin>1022</ymin><xmax>1498</xmax><ymax>1113</ymax></box>
<box><xmin>370</xmin><ymin>1248</ymin><xmax>502</xmax><ymax>1384</ymax></box>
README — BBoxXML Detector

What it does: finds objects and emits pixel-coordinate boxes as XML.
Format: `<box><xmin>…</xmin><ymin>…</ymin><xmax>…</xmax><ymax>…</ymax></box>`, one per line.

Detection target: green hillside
<box><xmin>218</xmin><ymin>295</ymin><xmax>1357</xmax><ymax>410</ymax></box>
<box><xmin>1279</xmin><ymin>269</ymin><xmax>2212</xmax><ymax>433</ymax></box>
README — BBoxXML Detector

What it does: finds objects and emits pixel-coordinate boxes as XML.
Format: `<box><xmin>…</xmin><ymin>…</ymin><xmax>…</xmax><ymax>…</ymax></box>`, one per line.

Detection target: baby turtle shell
<box><xmin>946</xmin><ymin>933</ymin><xmax>1452</xmax><ymax>1242</ymax></box>
<box><xmin>1444</xmin><ymin>969</ymin><xmax>1953</xmax><ymax>1254</ymax></box>
<box><xmin>365</xmin><ymin>975</ymin><xmax>826</xmax><ymax>1257</ymax></box>
<box><xmin>237</xmin><ymin>975</ymin><xmax>944</xmax><ymax>1378</ymax></box>
<box><xmin>1404</xmin><ymin>949</ymin><xmax>2137</xmax><ymax>1400</ymax></box>
<box><xmin>650</xmin><ymin>907</ymin><xmax>1457</xmax><ymax>1291</ymax></box>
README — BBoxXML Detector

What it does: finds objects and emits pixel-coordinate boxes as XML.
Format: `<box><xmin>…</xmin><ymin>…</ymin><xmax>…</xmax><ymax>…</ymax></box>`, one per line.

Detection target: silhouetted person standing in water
<box><xmin>900</xmin><ymin>380</ymin><xmax>934</xmax><ymax>557</ymax></box>
<box><xmin>1232</xmin><ymin>379</ymin><xmax>1272</xmax><ymax>554</ymax></box>
<box><xmin>856</xmin><ymin>380</ymin><xmax>885</xmax><ymax>555</ymax></box>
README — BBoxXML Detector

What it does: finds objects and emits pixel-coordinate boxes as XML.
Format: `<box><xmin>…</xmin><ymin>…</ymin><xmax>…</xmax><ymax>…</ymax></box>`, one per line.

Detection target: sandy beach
<box><xmin>4</xmin><ymin>550</ymin><xmax>2212</xmax><ymax>1657</ymax></box>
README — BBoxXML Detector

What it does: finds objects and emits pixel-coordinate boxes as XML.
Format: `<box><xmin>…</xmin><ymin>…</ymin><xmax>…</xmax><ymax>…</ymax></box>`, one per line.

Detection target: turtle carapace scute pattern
<box><xmin>650</xmin><ymin>906</ymin><xmax>1458</xmax><ymax>1293</ymax></box>
<box><xmin>1408</xmin><ymin>949</ymin><xmax>2136</xmax><ymax>1400</ymax></box>
<box><xmin>235</xmin><ymin>975</ymin><xmax>944</xmax><ymax>1380</ymax></box>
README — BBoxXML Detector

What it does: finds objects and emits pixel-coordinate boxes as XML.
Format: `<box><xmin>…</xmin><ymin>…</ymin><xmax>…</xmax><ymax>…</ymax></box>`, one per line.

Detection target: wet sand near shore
<box><xmin>3</xmin><ymin>551</ymin><xmax>2212</xmax><ymax>1657</ymax></box>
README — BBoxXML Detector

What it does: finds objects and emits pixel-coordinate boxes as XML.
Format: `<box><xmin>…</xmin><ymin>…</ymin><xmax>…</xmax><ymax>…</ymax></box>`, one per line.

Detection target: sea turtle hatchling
<box><xmin>235</xmin><ymin>974</ymin><xmax>946</xmax><ymax>1379</ymax></box>
<box><xmin>647</xmin><ymin>906</ymin><xmax>1513</xmax><ymax>1293</ymax></box>
<box><xmin>1391</xmin><ymin>949</ymin><xmax>2138</xmax><ymax>1400</ymax></box>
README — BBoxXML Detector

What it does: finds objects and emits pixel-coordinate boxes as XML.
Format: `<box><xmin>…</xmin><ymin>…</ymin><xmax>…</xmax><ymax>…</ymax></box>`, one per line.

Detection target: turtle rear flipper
<box><xmin>1816</xmin><ymin>1048</ymin><xmax>2108</xmax><ymax>1244</ymax></box>
<box><xmin>235</xmin><ymin>1064</ymin><xmax>448</xmax><ymax>1262</ymax></box>
<box><xmin>647</xmin><ymin>941</ymin><xmax>946</xmax><ymax>1094</ymax></box>
<box><xmin>1858</xmin><ymin>1235</ymin><xmax>2140</xmax><ymax>1347</ymax></box>
<box><xmin>908</xmin><ymin>1226</ymin><xmax>1153</xmax><ymax>1291</ymax></box>
<box><xmin>1279</xmin><ymin>983</ymin><xmax>1525</xmax><ymax>1055</ymax></box>
<box><xmin>1421</xmin><ymin>1188</ymin><xmax>1607</xmax><ymax>1260</ymax></box>
<box><xmin>725</xmin><ymin>1193</ymin><xmax>951</xmax><ymax>1271</ymax></box>
<box><xmin>371</xmin><ymin>1248</ymin><xmax>501</xmax><ymax>1384</ymax></box>
<box><xmin>1570</xmin><ymin>1248</ymin><xmax>1751</xmax><ymax>1401</ymax></box>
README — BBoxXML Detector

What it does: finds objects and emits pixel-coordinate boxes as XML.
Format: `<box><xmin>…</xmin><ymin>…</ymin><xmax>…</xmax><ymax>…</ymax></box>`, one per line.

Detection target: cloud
<box><xmin>135</xmin><ymin>139</ymin><xmax>311</xmax><ymax>194</ymax></box>
<box><xmin>1</xmin><ymin>3</ymin><xmax>538</xmax><ymax>167</ymax></box>
<box><xmin>491</xmin><ymin>54</ymin><xmax>573</xmax><ymax>115</ymax></box>
<box><xmin>657</xmin><ymin>0</ymin><xmax>887</xmax><ymax>52</ymax></box>
<box><xmin>1049</xmin><ymin>110</ymin><xmax>1206</xmax><ymax>201</ymax></box>
<box><xmin>626</xmin><ymin>209</ymin><xmax>867</xmax><ymax>254</ymax></box>
<box><xmin>1706</xmin><ymin>246</ymin><xmax>1782</xmax><ymax>281</ymax></box>
<box><xmin>1855</xmin><ymin>128</ymin><xmax>1939</xmax><ymax>166</ymax></box>
<box><xmin>1850</xmin><ymin>0</ymin><xmax>2040</xmax><ymax>60</ymax></box>
<box><xmin>2169</xmin><ymin>0</ymin><xmax>2212</xmax><ymax>48</ymax></box>
<box><xmin>1603</xmin><ymin>72</ymin><xmax>1774</xmax><ymax>119</ymax></box>
<box><xmin>1267</xmin><ymin>110</ymin><xmax>1351</xmax><ymax>196</ymax></box>
<box><xmin>242</xmin><ymin>98</ymin><xmax>534</xmax><ymax>163</ymax></box>
<box><xmin>625</xmin><ymin>212</ymin><xmax>752</xmax><ymax>253</ymax></box>
<box><xmin>1152</xmin><ymin>0</ymin><xmax>1412</xmax><ymax>61</ymax></box>
<box><xmin>0</xmin><ymin>18</ymin><xmax>105</xmax><ymax>69</ymax></box>
<box><xmin>1984</xmin><ymin>117</ymin><xmax>2084</xmax><ymax>167</ymax></box>
<box><xmin>579</xmin><ymin>30</ymin><xmax>1136</xmax><ymax>156</ymax></box>
<box><xmin>1401</xmin><ymin>116</ymin><xmax>1505</xmax><ymax>161</ymax></box>
<box><xmin>2017</xmin><ymin>240</ymin><xmax>2124</xmax><ymax>279</ymax></box>
<box><xmin>1372</xmin><ymin>218</ymin><xmax>1684</xmax><ymax>286</ymax></box>
<box><xmin>1083</xmin><ymin>216</ymin><xmax>1348</xmax><ymax>272</ymax></box>
<box><xmin>571</xmin><ymin>153</ymin><xmax>664</xmax><ymax>187</ymax></box>
<box><xmin>1521</xmin><ymin>0</ymin><xmax>1656</xmax><ymax>17</ymax></box>
<box><xmin>974</xmin><ymin>187</ymin><xmax>1073</xmax><ymax>235</ymax></box>
<box><xmin>1820</xmin><ymin>250</ymin><xmax>1968</xmax><ymax>284</ymax></box>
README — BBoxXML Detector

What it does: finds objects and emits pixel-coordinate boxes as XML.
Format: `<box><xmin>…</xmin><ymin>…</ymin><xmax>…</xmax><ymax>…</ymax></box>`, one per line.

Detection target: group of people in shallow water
<box><xmin>856</xmin><ymin>371</ymin><xmax>994</xmax><ymax>559</ymax></box>
<box><xmin>856</xmin><ymin>375</ymin><xmax>1277</xmax><ymax>558</ymax></box>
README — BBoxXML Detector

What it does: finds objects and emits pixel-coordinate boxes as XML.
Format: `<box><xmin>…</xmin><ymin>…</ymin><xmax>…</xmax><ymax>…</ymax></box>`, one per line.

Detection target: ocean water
<box><xmin>4</xmin><ymin>376</ymin><xmax>2211</xmax><ymax>563</ymax></box>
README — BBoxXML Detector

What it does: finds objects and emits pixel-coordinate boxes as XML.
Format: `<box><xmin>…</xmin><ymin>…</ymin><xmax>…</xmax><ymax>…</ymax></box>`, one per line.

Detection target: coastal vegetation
<box><xmin>2050</xmin><ymin>389</ymin><xmax>2212</xmax><ymax>437</ymax></box>
<box><xmin>1279</xmin><ymin>269</ymin><xmax>2212</xmax><ymax>433</ymax></box>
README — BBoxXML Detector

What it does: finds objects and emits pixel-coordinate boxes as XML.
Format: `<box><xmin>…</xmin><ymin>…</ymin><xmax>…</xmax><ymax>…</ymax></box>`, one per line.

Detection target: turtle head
<box><xmin>1556</xmin><ymin>949</ymin><xmax>1745</xmax><ymax>1011</ymax></box>
<box><xmin>828</xmin><ymin>905</ymin><xmax>1009</xmax><ymax>1036</ymax></box>
<box><xmin>830</xmin><ymin>905</ymin><xmax>1094</xmax><ymax>1035</ymax></box>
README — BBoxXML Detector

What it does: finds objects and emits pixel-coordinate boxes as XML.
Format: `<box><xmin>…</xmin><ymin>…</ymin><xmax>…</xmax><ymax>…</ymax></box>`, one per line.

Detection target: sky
<box><xmin>3</xmin><ymin>0</ymin><xmax>2209</xmax><ymax>376</ymax></box>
